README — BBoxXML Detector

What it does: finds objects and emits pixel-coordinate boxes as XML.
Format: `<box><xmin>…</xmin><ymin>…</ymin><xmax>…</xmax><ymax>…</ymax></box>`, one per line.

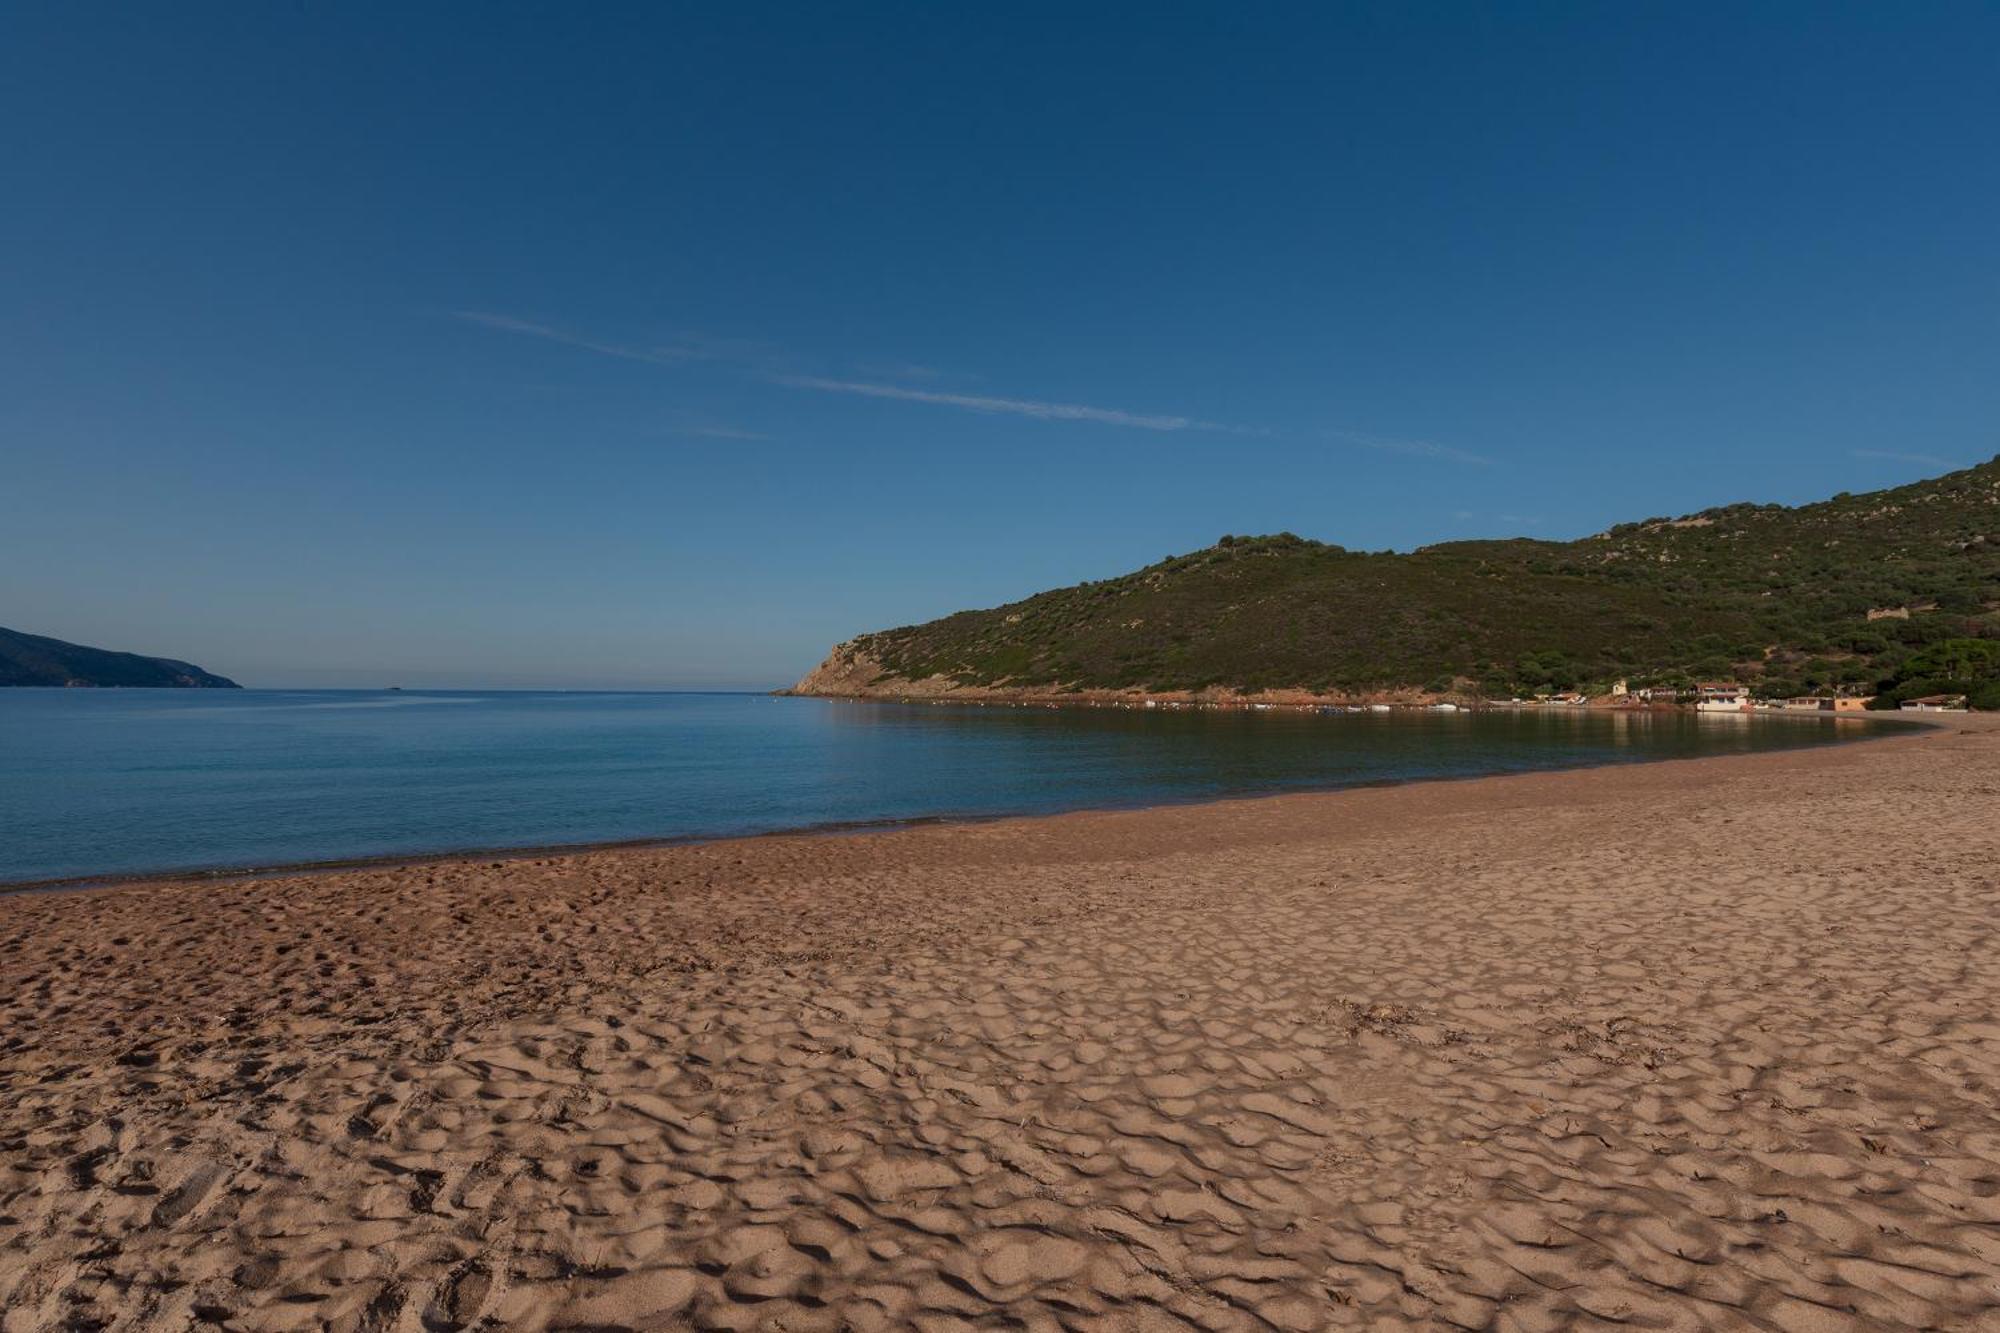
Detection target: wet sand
<box><xmin>3</xmin><ymin>715</ymin><xmax>1997</xmax><ymax>1330</ymax></box>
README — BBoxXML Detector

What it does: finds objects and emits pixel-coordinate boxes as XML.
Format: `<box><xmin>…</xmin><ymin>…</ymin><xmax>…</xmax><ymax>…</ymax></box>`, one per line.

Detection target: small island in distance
<box><xmin>0</xmin><ymin>625</ymin><xmax>240</xmax><ymax>689</ymax></box>
<box><xmin>792</xmin><ymin>456</ymin><xmax>1999</xmax><ymax>710</ymax></box>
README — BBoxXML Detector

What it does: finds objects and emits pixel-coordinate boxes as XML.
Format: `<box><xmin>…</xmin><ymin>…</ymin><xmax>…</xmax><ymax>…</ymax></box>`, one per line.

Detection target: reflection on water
<box><xmin>0</xmin><ymin>690</ymin><xmax>1903</xmax><ymax>885</ymax></box>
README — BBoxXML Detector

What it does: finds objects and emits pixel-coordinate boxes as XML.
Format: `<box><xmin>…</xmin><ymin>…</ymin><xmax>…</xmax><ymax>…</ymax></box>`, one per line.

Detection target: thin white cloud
<box><xmin>454</xmin><ymin>310</ymin><xmax>782</xmax><ymax>371</ymax></box>
<box><xmin>457</xmin><ymin>309</ymin><xmax>1252</xmax><ymax>434</ymax></box>
<box><xmin>1850</xmin><ymin>448</ymin><xmax>1951</xmax><ymax>469</ymax></box>
<box><xmin>1332</xmin><ymin>429</ymin><xmax>1492</xmax><ymax>467</ymax></box>
<box><xmin>853</xmin><ymin>358</ymin><xmax>949</xmax><ymax>384</ymax></box>
<box><xmin>454</xmin><ymin>310</ymin><xmax>706</xmax><ymax>367</ymax></box>
<box><xmin>779</xmin><ymin>375</ymin><xmax>1244</xmax><ymax>434</ymax></box>
<box><xmin>667</xmin><ymin>331</ymin><xmax>784</xmax><ymax>366</ymax></box>
<box><xmin>667</xmin><ymin>422</ymin><xmax>770</xmax><ymax>442</ymax></box>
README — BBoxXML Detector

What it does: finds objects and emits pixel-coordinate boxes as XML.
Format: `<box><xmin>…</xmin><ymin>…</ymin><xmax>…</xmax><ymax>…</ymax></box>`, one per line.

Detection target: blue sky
<box><xmin>4</xmin><ymin>3</ymin><xmax>1995</xmax><ymax>688</ymax></box>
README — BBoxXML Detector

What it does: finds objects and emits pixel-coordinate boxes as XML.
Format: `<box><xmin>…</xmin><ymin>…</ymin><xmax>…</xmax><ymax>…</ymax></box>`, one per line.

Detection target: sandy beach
<box><xmin>3</xmin><ymin>715</ymin><xmax>1997</xmax><ymax>1330</ymax></box>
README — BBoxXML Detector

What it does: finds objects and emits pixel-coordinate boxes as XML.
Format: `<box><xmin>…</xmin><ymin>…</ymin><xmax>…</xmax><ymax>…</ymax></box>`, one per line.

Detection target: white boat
<box><xmin>1429</xmin><ymin>702</ymin><xmax>1460</xmax><ymax>712</ymax></box>
<box><xmin>1367</xmin><ymin>704</ymin><xmax>1393</xmax><ymax>713</ymax></box>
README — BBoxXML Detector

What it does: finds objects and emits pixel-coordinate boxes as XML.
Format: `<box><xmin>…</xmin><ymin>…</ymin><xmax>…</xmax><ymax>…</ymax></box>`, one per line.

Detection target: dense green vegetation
<box><xmin>0</xmin><ymin>626</ymin><xmax>240</xmax><ymax>688</ymax></box>
<box><xmin>1867</xmin><ymin>638</ymin><xmax>2000</xmax><ymax>711</ymax></box>
<box><xmin>841</xmin><ymin>458</ymin><xmax>2000</xmax><ymax>700</ymax></box>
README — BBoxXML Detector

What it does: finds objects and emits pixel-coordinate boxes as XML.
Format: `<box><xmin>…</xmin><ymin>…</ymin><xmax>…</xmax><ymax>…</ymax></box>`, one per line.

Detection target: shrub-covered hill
<box><xmin>0</xmin><ymin>626</ymin><xmax>240</xmax><ymax>688</ymax></box>
<box><xmin>793</xmin><ymin>457</ymin><xmax>1999</xmax><ymax>701</ymax></box>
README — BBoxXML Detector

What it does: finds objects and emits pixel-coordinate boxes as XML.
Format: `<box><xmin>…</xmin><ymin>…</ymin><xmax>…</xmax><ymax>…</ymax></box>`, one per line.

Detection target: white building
<box><xmin>1693</xmin><ymin>682</ymin><xmax>1750</xmax><ymax>713</ymax></box>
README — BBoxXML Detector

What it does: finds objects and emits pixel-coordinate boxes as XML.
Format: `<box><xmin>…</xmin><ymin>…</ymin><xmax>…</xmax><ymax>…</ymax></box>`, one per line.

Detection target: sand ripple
<box><xmin>4</xmin><ymin>717</ymin><xmax>1998</xmax><ymax>1329</ymax></box>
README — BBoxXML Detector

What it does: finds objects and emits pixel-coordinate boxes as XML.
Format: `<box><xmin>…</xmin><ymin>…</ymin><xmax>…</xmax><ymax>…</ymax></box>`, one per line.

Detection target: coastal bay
<box><xmin>10</xmin><ymin>6</ymin><xmax>1999</xmax><ymax>1329</ymax></box>
<box><xmin>3</xmin><ymin>714</ymin><xmax>1995</xmax><ymax>1328</ymax></box>
<box><xmin>0</xmin><ymin>690</ymin><xmax>1880</xmax><ymax>887</ymax></box>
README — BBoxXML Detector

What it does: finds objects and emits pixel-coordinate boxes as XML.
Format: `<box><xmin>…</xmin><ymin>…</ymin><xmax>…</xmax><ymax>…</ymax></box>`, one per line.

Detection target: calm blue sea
<box><xmin>0</xmin><ymin>690</ymin><xmax>1894</xmax><ymax>885</ymax></box>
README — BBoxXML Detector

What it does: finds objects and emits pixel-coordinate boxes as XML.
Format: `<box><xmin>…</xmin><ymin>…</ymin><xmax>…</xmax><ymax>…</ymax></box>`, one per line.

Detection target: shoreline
<box><xmin>3</xmin><ymin>709</ymin><xmax>1995</xmax><ymax>1327</ymax></box>
<box><xmin>1</xmin><ymin>708</ymin><xmax>1923</xmax><ymax>898</ymax></box>
<box><xmin>782</xmin><ymin>680</ymin><xmax>1868</xmax><ymax>713</ymax></box>
<box><xmin>784</xmin><ymin>644</ymin><xmax>1913</xmax><ymax>714</ymax></box>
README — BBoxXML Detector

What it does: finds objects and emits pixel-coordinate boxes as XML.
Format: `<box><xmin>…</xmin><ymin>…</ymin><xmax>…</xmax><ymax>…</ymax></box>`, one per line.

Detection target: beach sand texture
<box><xmin>3</xmin><ymin>716</ymin><xmax>1998</xmax><ymax>1330</ymax></box>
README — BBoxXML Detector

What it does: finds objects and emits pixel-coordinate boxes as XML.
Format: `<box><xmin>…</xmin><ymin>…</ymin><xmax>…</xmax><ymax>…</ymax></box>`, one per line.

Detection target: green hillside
<box><xmin>807</xmin><ymin>458</ymin><xmax>2000</xmax><ymax>700</ymax></box>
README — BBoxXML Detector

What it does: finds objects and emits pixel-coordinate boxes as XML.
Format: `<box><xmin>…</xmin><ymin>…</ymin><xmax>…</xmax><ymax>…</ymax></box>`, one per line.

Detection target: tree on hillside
<box><xmin>1871</xmin><ymin>638</ymin><xmax>2000</xmax><ymax>709</ymax></box>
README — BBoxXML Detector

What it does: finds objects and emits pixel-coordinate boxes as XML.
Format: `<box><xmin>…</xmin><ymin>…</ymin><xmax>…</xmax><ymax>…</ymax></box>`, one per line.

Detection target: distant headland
<box><xmin>789</xmin><ymin>457</ymin><xmax>1999</xmax><ymax>708</ymax></box>
<box><xmin>0</xmin><ymin>626</ymin><xmax>240</xmax><ymax>688</ymax></box>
